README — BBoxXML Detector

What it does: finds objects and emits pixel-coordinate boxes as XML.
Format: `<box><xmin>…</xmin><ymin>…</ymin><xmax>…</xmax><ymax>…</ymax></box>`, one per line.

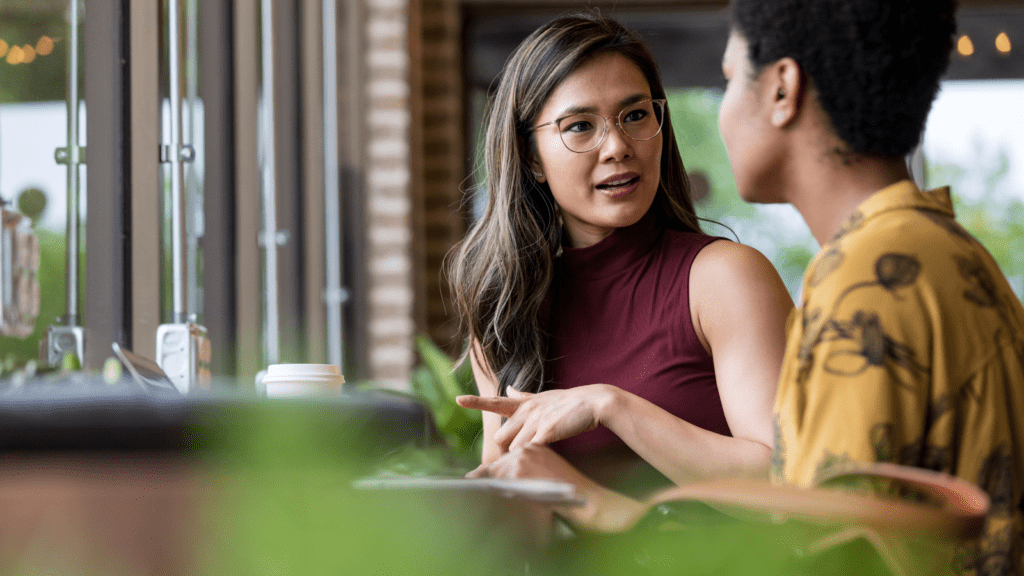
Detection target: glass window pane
<box><xmin>0</xmin><ymin>1</ymin><xmax>86</xmax><ymax>371</ymax></box>
<box><xmin>158</xmin><ymin>0</ymin><xmax>205</xmax><ymax>325</ymax></box>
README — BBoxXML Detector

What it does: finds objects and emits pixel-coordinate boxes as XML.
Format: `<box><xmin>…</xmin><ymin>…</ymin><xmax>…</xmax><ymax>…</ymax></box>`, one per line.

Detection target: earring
<box><xmin>772</xmin><ymin>111</ymin><xmax>786</xmax><ymax>125</ymax></box>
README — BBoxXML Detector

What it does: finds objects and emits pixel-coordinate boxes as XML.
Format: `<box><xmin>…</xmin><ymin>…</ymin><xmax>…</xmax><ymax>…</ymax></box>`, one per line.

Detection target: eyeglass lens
<box><xmin>556</xmin><ymin>100</ymin><xmax>665</xmax><ymax>153</ymax></box>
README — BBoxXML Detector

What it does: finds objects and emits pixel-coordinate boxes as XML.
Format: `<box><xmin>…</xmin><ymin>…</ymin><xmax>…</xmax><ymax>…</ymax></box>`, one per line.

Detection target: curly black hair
<box><xmin>730</xmin><ymin>0</ymin><xmax>957</xmax><ymax>157</ymax></box>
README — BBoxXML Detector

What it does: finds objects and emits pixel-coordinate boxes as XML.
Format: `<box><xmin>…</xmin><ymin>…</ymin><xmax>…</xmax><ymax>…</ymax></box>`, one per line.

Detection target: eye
<box><xmin>561</xmin><ymin>118</ymin><xmax>595</xmax><ymax>133</ymax></box>
<box><xmin>622</xmin><ymin>107</ymin><xmax>649</xmax><ymax>124</ymax></box>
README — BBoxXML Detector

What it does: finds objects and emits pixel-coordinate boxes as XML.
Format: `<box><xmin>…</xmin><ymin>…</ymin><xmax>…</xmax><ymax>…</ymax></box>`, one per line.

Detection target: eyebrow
<box><xmin>555</xmin><ymin>93</ymin><xmax>652</xmax><ymax>118</ymax></box>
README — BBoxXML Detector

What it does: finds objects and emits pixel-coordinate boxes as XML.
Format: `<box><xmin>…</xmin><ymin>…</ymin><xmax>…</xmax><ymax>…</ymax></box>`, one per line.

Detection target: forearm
<box><xmin>596</xmin><ymin>385</ymin><xmax>772</xmax><ymax>484</ymax></box>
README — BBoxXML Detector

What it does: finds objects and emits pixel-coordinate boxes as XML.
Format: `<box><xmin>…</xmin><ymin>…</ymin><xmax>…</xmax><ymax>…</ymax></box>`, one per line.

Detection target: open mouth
<box><xmin>596</xmin><ymin>175</ymin><xmax>640</xmax><ymax>191</ymax></box>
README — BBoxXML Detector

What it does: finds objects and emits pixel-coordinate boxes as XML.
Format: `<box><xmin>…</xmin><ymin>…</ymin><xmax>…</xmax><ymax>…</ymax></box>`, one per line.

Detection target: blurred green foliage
<box><xmin>0</xmin><ymin>12</ymin><xmax>70</xmax><ymax>103</ymax></box>
<box><xmin>194</xmin><ymin>401</ymin><xmax>942</xmax><ymax>576</ymax></box>
<box><xmin>0</xmin><ymin>384</ymin><xmax>951</xmax><ymax>575</ymax></box>
<box><xmin>199</xmin><ymin>400</ymin><xmax>523</xmax><ymax>576</ymax></box>
<box><xmin>668</xmin><ymin>89</ymin><xmax>757</xmax><ymax>224</ymax></box>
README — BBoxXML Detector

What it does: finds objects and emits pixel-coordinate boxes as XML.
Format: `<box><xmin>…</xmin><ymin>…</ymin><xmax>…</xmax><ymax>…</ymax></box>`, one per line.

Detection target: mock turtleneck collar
<box><xmin>559</xmin><ymin>209</ymin><xmax>662</xmax><ymax>281</ymax></box>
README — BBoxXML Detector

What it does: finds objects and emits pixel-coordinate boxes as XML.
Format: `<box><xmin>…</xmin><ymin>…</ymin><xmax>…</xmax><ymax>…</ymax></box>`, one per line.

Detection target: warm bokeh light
<box><xmin>21</xmin><ymin>44</ymin><xmax>36</xmax><ymax>64</ymax></box>
<box><xmin>6</xmin><ymin>45</ymin><xmax>23</xmax><ymax>65</ymax></box>
<box><xmin>36</xmin><ymin>36</ymin><xmax>55</xmax><ymax>56</ymax></box>
<box><xmin>0</xmin><ymin>39</ymin><xmax>8</xmax><ymax>58</ymax></box>
<box><xmin>957</xmin><ymin>35</ymin><xmax>975</xmax><ymax>57</ymax></box>
<box><xmin>995</xmin><ymin>32</ymin><xmax>1012</xmax><ymax>54</ymax></box>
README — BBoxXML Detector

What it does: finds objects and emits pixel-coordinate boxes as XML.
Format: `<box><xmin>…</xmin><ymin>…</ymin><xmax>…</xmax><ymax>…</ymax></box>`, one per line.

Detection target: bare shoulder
<box><xmin>689</xmin><ymin>240</ymin><xmax>793</xmax><ymax>344</ymax></box>
<box><xmin>691</xmin><ymin>239</ymin><xmax>786</xmax><ymax>289</ymax></box>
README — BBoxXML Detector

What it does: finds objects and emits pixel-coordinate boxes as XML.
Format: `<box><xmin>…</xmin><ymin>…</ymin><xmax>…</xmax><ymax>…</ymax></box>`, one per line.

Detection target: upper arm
<box><xmin>469</xmin><ymin>340</ymin><xmax>504</xmax><ymax>464</ymax></box>
<box><xmin>690</xmin><ymin>241</ymin><xmax>794</xmax><ymax>449</ymax></box>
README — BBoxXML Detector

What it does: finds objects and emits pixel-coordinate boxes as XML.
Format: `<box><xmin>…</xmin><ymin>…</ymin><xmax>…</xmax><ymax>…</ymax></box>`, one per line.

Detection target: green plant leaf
<box><xmin>410</xmin><ymin>366</ymin><xmax>442</xmax><ymax>413</ymax></box>
<box><xmin>413</xmin><ymin>334</ymin><xmax>483</xmax><ymax>454</ymax></box>
<box><xmin>415</xmin><ymin>334</ymin><xmax>463</xmax><ymax>400</ymax></box>
<box><xmin>415</xmin><ymin>335</ymin><xmax>481</xmax><ymax>424</ymax></box>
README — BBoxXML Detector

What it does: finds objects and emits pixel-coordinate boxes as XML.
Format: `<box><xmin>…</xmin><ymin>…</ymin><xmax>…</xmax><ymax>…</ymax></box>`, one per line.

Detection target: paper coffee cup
<box><xmin>262</xmin><ymin>364</ymin><xmax>345</xmax><ymax>398</ymax></box>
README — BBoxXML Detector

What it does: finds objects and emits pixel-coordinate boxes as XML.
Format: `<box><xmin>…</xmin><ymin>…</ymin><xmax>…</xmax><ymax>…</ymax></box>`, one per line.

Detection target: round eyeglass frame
<box><xmin>531</xmin><ymin>98</ymin><xmax>668</xmax><ymax>153</ymax></box>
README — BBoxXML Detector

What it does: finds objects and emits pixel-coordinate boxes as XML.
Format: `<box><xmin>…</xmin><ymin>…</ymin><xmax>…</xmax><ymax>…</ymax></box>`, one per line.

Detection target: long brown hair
<box><xmin>447</xmin><ymin>11</ymin><xmax>702</xmax><ymax>396</ymax></box>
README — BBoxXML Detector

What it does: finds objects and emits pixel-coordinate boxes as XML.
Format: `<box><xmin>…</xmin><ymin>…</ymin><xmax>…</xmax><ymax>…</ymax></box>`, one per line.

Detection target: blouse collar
<box><xmin>828</xmin><ymin>179</ymin><xmax>954</xmax><ymax>244</ymax></box>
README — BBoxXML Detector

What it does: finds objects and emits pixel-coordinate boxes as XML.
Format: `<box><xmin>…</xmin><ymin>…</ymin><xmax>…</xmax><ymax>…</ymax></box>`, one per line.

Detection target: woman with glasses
<box><xmin>448</xmin><ymin>11</ymin><xmax>793</xmax><ymax>531</ymax></box>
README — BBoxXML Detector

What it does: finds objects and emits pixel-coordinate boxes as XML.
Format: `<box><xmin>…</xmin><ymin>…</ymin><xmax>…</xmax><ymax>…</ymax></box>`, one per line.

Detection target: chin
<box><xmin>738</xmin><ymin>181</ymin><xmax>786</xmax><ymax>205</ymax></box>
<box><xmin>602</xmin><ymin>208</ymin><xmax>647</xmax><ymax>229</ymax></box>
<box><xmin>737</xmin><ymin>185</ymin><xmax>766</xmax><ymax>204</ymax></box>
<box><xmin>617</xmin><ymin>192</ymin><xmax>658</xmax><ymax>223</ymax></box>
<box><xmin>586</xmin><ymin>204</ymin><xmax>646</xmax><ymax>234</ymax></box>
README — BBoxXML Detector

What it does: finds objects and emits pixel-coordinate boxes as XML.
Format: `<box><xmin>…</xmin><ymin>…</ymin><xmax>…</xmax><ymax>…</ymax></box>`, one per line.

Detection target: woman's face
<box><xmin>718</xmin><ymin>32</ymin><xmax>785</xmax><ymax>203</ymax></box>
<box><xmin>531</xmin><ymin>52</ymin><xmax>663</xmax><ymax>248</ymax></box>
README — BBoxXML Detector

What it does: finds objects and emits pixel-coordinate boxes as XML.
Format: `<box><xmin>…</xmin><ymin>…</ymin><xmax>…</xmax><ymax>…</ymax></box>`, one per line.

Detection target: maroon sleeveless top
<box><xmin>545</xmin><ymin>210</ymin><xmax>730</xmax><ymax>491</ymax></box>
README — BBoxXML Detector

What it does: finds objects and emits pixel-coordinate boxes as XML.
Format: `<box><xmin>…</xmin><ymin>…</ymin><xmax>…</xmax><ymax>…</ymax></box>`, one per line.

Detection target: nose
<box><xmin>598</xmin><ymin>121</ymin><xmax>633</xmax><ymax>162</ymax></box>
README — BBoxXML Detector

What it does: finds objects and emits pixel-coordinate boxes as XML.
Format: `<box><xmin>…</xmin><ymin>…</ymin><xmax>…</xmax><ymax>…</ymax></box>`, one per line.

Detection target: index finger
<box><xmin>456</xmin><ymin>395</ymin><xmax>522</xmax><ymax>418</ymax></box>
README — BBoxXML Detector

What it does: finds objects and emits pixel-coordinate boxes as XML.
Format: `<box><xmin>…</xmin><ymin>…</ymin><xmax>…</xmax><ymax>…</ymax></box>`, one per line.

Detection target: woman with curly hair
<box><xmin>720</xmin><ymin>0</ymin><xmax>1023</xmax><ymax>571</ymax></box>
<box><xmin>448</xmin><ymin>11</ymin><xmax>792</xmax><ymax>531</ymax></box>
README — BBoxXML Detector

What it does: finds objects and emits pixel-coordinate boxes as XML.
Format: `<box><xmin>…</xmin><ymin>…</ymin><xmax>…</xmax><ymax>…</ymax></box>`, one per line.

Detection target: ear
<box><xmin>766</xmin><ymin>57</ymin><xmax>802</xmax><ymax>128</ymax></box>
<box><xmin>530</xmin><ymin>158</ymin><xmax>547</xmax><ymax>183</ymax></box>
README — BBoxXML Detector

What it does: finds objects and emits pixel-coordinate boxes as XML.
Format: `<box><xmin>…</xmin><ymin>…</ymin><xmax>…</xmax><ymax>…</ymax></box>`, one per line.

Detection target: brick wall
<box><xmin>365</xmin><ymin>0</ymin><xmax>416</xmax><ymax>389</ymax></box>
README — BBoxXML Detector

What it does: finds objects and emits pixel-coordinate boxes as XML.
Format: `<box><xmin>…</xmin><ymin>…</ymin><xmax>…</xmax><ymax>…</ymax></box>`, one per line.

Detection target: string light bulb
<box><xmin>995</xmin><ymin>32</ymin><xmax>1011</xmax><ymax>54</ymax></box>
<box><xmin>21</xmin><ymin>44</ymin><xmax>36</xmax><ymax>64</ymax></box>
<box><xmin>957</xmin><ymin>35</ymin><xmax>975</xmax><ymax>57</ymax></box>
<box><xmin>6</xmin><ymin>45</ymin><xmax>23</xmax><ymax>65</ymax></box>
<box><xmin>36</xmin><ymin>36</ymin><xmax>55</xmax><ymax>56</ymax></box>
<box><xmin>0</xmin><ymin>39</ymin><xmax>8</xmax><ymax>58</ymax></box>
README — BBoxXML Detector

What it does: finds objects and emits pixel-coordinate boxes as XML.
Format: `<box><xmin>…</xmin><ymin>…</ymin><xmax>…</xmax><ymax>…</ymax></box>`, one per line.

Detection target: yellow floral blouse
<box><xmin>773</xmin><ymin>180</ymin><xmax>1024</xmax><ymax>575</ymax></box>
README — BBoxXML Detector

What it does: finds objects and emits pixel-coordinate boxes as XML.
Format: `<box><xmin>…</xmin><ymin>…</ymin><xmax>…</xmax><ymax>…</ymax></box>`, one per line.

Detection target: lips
<box><xmin>596</xmin><ymin>172</ymin><xmax>640</xmax><ymax>194</ymax></box>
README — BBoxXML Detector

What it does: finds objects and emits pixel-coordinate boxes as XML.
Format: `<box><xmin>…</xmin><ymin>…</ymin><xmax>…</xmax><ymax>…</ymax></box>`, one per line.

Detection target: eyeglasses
<box><xmin>532</xmin><ymin>99</ymin><xmax>667</xmax><ymax>153</ymax></box>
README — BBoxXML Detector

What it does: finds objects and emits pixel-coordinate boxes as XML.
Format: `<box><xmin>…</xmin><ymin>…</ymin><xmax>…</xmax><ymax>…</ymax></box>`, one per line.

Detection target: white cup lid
<box><xmin>266</xmin><ymin>364</ymin><xmax>341</xmax><ymax>377</ymax></box>
<box><xmin>262</xmin><ymin>364</ymin><xmax>345</xmax><ymax>385</ymax></box>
